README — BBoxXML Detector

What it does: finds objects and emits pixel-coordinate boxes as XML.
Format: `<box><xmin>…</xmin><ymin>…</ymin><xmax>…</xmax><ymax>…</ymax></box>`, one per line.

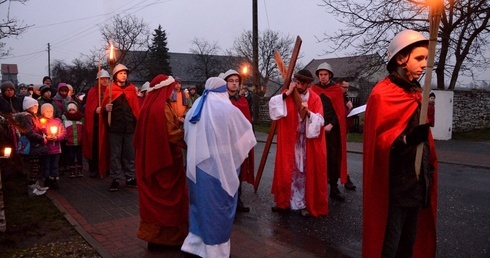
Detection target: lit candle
<box><xmin>50</xmin><ymin>126</ymin><xmax>58</xmax><ymax>136</ymax></box>
<box><xmin>40</xmin><ymin>118</ymin><xmax>46</xmax><ymax>124</ymax></box>
<box><xmin>4</xmin><ymin>147</ymin><xmax>12</xmax><ymax>157</ymax></box>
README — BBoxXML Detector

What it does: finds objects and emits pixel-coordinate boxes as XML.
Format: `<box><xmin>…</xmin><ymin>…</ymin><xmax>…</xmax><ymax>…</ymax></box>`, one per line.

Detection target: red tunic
<box><xmin>133</xmin><ymin>82</ymin><xmax>189</xmax><ymax>245</ymax></box>
<box><xmin>310</xmin><ymin>84</ymin><xmax>348</xmax><ymax>184</ymax></box>
<box><xmin>272</xmin><ymin>90</ymin><xmax>328</xmax><ymax>217</ymax></box>
<box><xmin>82</xmin><ymin>85</ymin><xmax>109</xmax><ymax>175</ymax></box>
<box><xmin>230</xmin><ymin>95</ymin><xmax>255</xmax><ymax>184</ymax></box>
<box><xmin>363</xmin><ymin>77</ymin><xmax>438</xmax><ymax>257</ymax></box>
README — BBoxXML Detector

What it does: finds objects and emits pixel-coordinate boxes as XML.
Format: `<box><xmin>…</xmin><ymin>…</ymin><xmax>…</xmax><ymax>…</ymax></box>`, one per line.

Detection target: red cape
<box><xmin>230</xmin><ymin>95</ymin><xmax>255</xmax><ymax>184</ymax></box>
<box><xmin>272</xmin><ymin>90</ymin><xmax>328</xmax><ymax>217</ymax></box>
<box><xmin>310</xmin><ymin>84</ymin><xmax>348</xmax><ymax>184</ymax></box>
<box><xmin>133</xmin><ymin>82</ymin><xmax>188</xmax><ymax>226</ymax></box>
<box><xmin>362</xmin><ymin>77</ymin><xmax>438</xmax><ymax>257</ymax></box>
<box><xmin>99</xmin><ymin>82</ymin><xmax>140</xmax><ymax>177</ymax></box>
<box><xmin>82</xmin><ymin>85</ymin><xmax>109</xmax><ymax>175</ymax></box>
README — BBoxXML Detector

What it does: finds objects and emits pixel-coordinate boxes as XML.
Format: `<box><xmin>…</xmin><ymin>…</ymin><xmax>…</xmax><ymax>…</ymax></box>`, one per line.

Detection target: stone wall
<box><xmin>452</xmin><ymin>89</ymin><xmax>490</xmax><ymax>132</ymax></box>
<box><xmin>256</xmin><ymin>89</ymin><xmax>490</xmax><ymax>133</ymax></box>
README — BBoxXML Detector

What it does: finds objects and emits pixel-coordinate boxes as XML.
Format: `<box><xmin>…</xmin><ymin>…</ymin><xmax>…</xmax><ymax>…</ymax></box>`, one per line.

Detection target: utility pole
<box><xmin>47</xmin><ymin>43</ymin><xmax>51</xmax><ymax>77</ymax></box>
<box><xmin>252</xmin><ymin>0</ymin><xmax>260</xmax><ymax>122</ymax></box>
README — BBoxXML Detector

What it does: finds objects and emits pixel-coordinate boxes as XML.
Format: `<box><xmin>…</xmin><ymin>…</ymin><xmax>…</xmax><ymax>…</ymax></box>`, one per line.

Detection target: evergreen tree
<box><xmin>147</xmin><ymin>25</ymin><xmax>172</xmax><ymax>79</ymax></box>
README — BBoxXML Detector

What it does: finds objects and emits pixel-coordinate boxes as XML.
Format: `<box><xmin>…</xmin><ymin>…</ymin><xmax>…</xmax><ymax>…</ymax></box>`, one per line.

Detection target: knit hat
<box><xmin>67</xmin><ymin>102</ymin><xmax>78</xmax><ymax>111</ymax></box>
<box><xmin>294</xmin><ymin>69</ymin><xmax>314</xmax><ymax>83</ymax></box>
<box><xmin>1</xmin><ymin>81</ymin><xmax>15</xmax><ymax>92</ymax></box>
<box><xmin>58</xmin><ymin>82</ymin><xmax>69</xmax><ymax>91</ymax></box>
<box><xmin>42</xmin><ymin>76</ymin><xmax>52</xmax><ymax>84</ymax></box>
<box><xmin>23</xmin><ymin>97</ymin><xmax>38</xmax><ymax>111</ymax></box>
<box><xmin>40</xmin><ymin>85</ymin><xmax>51</xmax><ymax>95</ymax></box>
<box><xmin>429</xmin><ymin>92</ymin><xmax>436</xmax><ymax>98</ymax></box>
<box><xmin>174</xmin><ymin>77</ymin><xmax>182</xmax><ymax>83</ymax></box>
<box><xmin>33</xmin><ymin>84</ymin><xmax>43</xmax><ymax>92</ymax></box>
<box><xmin>41</xmin><ymin>103</ymin><xmax>54</xmax><ymax>115</ymax></box>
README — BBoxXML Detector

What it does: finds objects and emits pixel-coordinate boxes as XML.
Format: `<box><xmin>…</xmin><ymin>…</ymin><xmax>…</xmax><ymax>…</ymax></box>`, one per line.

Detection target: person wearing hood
<box><xmin>311</xmin><ymin>62</ymin><xmax>349</xmax><ymax>202</ymax></box>
<box><xmin>18</xmin><ymin>83</ymin><xmax>29</xmax><ymax>97</ymax></box>
<box><xmin>133</xmin><ymin>74</ymin><xmax>189</xmax><ymax>251</ymax></box>
<box><xmin>362</xmin><ymin>29</ymin><xmax>438</xmax><ymax>257</ymax></box>
<box><xmin>52</xmin><ymin>82</ymin><xmax>73</xmax><ymax>115</ymax></box>
<box><xmin>39</xmin><ymin>103</ymin><xmax>66</xmax><ymax>189</ymax></box>
<box><xmin>0</xmin><ymin>81</ymin><xmax>24</xmax><ymax>114</ymax></box>
<box><xmin>82</xmin><ymin>69</ymin><xmax>111</xmax><ymax>178</ymax></box>
<box><xmin>100</xmin><ymin>64</ymin><xmax>140</xmax><ymax>191</ymax></box>
<box><xmin>187</xmin><ymin>85</ymin><xmax>200</xmax><ymax>108</ymax></box>
<box><xmin>181</xmin><ymin>77</ymin><xmax>256</xmax><ymax>258</ymax></box>
<box><xmin>62</xmin><ymin>102</ymin><xmax>84</xmax><ymax>178</ymax></box>
<box><xmin>37</xmin><ymin>84</ymin><xmax>62</xmax><ymax>118</ymax></box>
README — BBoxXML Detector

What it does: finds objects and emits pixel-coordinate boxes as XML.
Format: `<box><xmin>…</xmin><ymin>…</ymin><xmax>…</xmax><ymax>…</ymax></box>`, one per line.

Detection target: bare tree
<box><xmin>189</xmin><ymin>37</ymin><xmax>233</xmax><ymax>79</ymax></box>
<box><xmin>0</xmin><ymin>0</ymin><xmax>31</xmax><ymax>57</ymax></box>
<box><xmin>319</xmin><ymin>0</ymin><xmax>490</xmax><ymax>90</ymax></box>
<box><xmin>99</xmin><ymin>14</ymin><xmax>150</xmax><ymax>72</ymax></box>
<box><xmin>230</xmin><ymin>29</ymin><xmax>295</xmax><ymax>92</ymax></box>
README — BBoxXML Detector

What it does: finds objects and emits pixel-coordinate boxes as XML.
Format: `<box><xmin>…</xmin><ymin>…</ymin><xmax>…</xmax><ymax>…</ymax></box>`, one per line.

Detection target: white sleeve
<box><xmin>269</xmin><ymin>94</ymin><xmax>287</xmax><ymax>120</ymax></box>
<box><xmin>306</xmin><ymin>112</ymin><xmax>324</xmax><ymax>138</ymax></box>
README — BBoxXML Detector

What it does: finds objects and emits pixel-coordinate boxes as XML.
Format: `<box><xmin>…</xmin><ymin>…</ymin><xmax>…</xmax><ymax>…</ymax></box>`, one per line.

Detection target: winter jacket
<box><xmin>62</xmin><ymin>111</ymin><xmax>84</xmax><ymax>146</ymax></box>
<box><xmin>41</xmin><ymin>117</ymin><xmax>66</xmax><ymax>155</ymax></box>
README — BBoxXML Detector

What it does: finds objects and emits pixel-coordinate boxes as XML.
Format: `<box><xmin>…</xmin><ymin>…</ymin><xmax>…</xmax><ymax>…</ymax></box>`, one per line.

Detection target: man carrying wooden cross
<box><xmin>269</xmin><ymin>69</ymin><xmax>328</xmax><ymax>218</ymax></box>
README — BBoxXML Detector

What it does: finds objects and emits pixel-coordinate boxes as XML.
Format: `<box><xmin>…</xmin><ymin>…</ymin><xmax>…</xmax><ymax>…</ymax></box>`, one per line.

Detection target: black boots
<box><xmin>330</xmin><ymin>184</ymin><xmax>346</xmax><ymax>202</ymax></box>
<box><xmin>344</xmin><ymin>175</ymin><xmax>357</xmax><ymax>190</ymax></box>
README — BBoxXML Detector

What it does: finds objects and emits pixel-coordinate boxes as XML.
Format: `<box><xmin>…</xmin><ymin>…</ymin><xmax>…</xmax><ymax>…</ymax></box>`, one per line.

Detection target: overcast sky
<box><xmin>1</xmin><ymin>0</ymin><xmax>348</xmax><ymax>84</ymax></box>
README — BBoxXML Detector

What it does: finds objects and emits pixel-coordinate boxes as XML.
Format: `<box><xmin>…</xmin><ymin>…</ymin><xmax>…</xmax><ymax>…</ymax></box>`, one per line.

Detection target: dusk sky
<box><xmin>2</xmin><ymin>0</ymin><xmax>488</xmax><ymax>86</ymax></box>
<box><xmin>2</xmin><ymin>0</ymin><xmax>347</xmax><ymax>84</ymax></box>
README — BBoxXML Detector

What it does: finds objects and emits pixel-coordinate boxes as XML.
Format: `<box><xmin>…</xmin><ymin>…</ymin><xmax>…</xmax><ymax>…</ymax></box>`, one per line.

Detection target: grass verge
<box><xmin>0</xmin><ymin>172</ymin><xmax>100</xmax><ymax>257</ymax></box>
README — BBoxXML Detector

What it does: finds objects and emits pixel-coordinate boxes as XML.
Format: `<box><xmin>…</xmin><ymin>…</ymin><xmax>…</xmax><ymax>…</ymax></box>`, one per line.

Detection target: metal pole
<box><xmin>252</xmin><ymin>0</ymin><xmax>260</xmax><ymax>122</ymax></box>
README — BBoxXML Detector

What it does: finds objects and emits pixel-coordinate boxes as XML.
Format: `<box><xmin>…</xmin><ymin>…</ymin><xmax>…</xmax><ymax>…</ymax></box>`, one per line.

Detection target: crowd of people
<box><xmin>0</xmin><ymin>28</ymin><xmax>438</xmax><ymax>258</ymax></box>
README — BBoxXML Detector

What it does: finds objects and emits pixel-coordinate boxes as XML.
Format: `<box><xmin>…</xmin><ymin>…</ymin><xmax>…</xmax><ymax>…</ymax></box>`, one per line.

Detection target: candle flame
<box><xmin>4</xmin><ymin>147</ymin><xmax>12</xmax><ymax>157</ymax></box>
<box><xmin>40</xmin><ymin>118</ymin><xmax>46</xmax><ymax>124</ymax></box>
<box><xmin>50</xmin><ymin>126</ymin><xmax>58</xmax><ymax>135</ymax></box>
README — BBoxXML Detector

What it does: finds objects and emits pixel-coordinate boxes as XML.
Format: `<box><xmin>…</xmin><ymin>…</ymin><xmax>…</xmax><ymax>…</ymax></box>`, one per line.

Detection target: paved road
<box><xmin>46</xmin><ymin>133</ymin><xmax>489</xmax><ymax>257</ymax></box>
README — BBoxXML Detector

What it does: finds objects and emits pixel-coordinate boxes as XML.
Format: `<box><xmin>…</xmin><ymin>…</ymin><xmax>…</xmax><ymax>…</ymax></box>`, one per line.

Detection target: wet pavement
<box><xmin>44</xmin><ymin>132</ymin><xmax>489</xmax><ymax>257</ymax></box>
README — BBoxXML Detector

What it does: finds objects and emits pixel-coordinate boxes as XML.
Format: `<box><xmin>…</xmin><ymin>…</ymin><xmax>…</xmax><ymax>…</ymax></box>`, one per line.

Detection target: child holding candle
<box><xmin>62</xmin><ymin>102</ymin><xmax>84</xmax><ymax>178</ymax></box>
<box><xmin>40</xmin><ymin>103</ymin><xmax>66</xmax><ymax>189</ymax></box>
<box><xmin>18</xmin><ymin>97</ymin><xmax>48</xmax><ymax>196</ymax></box>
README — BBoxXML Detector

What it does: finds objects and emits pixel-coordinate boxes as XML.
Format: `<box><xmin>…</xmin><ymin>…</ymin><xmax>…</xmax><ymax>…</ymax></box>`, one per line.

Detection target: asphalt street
<box><xmin>236</xmin><ymin>142</ymin><xmax>490</xmax><ymax>257</ymax></box>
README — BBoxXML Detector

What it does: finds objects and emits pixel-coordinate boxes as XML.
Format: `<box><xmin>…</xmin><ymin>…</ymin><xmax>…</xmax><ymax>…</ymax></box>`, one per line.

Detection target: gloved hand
<box><xmin>405</xmin><ymin>123</ymin><xmax>430</xmax><ymax>145</ymax></box>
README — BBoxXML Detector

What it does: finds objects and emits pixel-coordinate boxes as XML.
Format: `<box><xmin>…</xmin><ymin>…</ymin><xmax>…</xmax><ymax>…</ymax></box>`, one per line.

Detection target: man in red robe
<box><xmin>133</xmin><ymin>74</ymin><xmax>189</xmax><ymax>250</ymax></box>
<box><xmin>223</xmin><ymin>69</ymin><xmax>255</xmax><ymax>213</ymax></box>
<box><xmin>82</xmin><ymin>69</ymin><xmax>110</xmax><ymax>178</ymax></box>
<box><xmin>270</xmin><ymin>69</ymin><xmax>328</xmax><ymax>218</ymax></box>
<box><xmin>363</xmin><ymin>29</ymin><xmax>438</xmax><ymax>257</ymax></box>
<box><xmin>311</xmin><ymin>63</ymin><xmax>348</xmax><ymax>202</ymax></box>
<box><xmin>100</xmin><ymin>64</ymin><xmax>140</xmax><ymax>191</ymax></box>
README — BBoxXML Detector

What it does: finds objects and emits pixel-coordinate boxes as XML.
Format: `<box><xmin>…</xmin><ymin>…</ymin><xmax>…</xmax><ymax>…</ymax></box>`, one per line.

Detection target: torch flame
<box><xmin>109</xmin><ymin>43</ymin><xmax>114</xmax><ymax>60</ymax></box>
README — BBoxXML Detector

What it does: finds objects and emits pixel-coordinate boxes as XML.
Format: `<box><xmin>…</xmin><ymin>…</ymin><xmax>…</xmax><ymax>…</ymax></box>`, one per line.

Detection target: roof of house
<box><xmin>303</xmin><ymin>53</ymin><xmax>384</xmax><ymax>80</ymax></box>
<box><xmin>1</xmin><ymin>64</ymin><xmax>18</xmax><ymax>74</ymax></box>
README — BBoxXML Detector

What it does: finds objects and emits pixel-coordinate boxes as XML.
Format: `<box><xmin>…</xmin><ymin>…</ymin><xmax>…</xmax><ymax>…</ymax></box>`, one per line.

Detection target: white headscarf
<box><xmin>184</xmin><ymin>77</ymin><xmax>256</xmax><ymax>197</ymax></box>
